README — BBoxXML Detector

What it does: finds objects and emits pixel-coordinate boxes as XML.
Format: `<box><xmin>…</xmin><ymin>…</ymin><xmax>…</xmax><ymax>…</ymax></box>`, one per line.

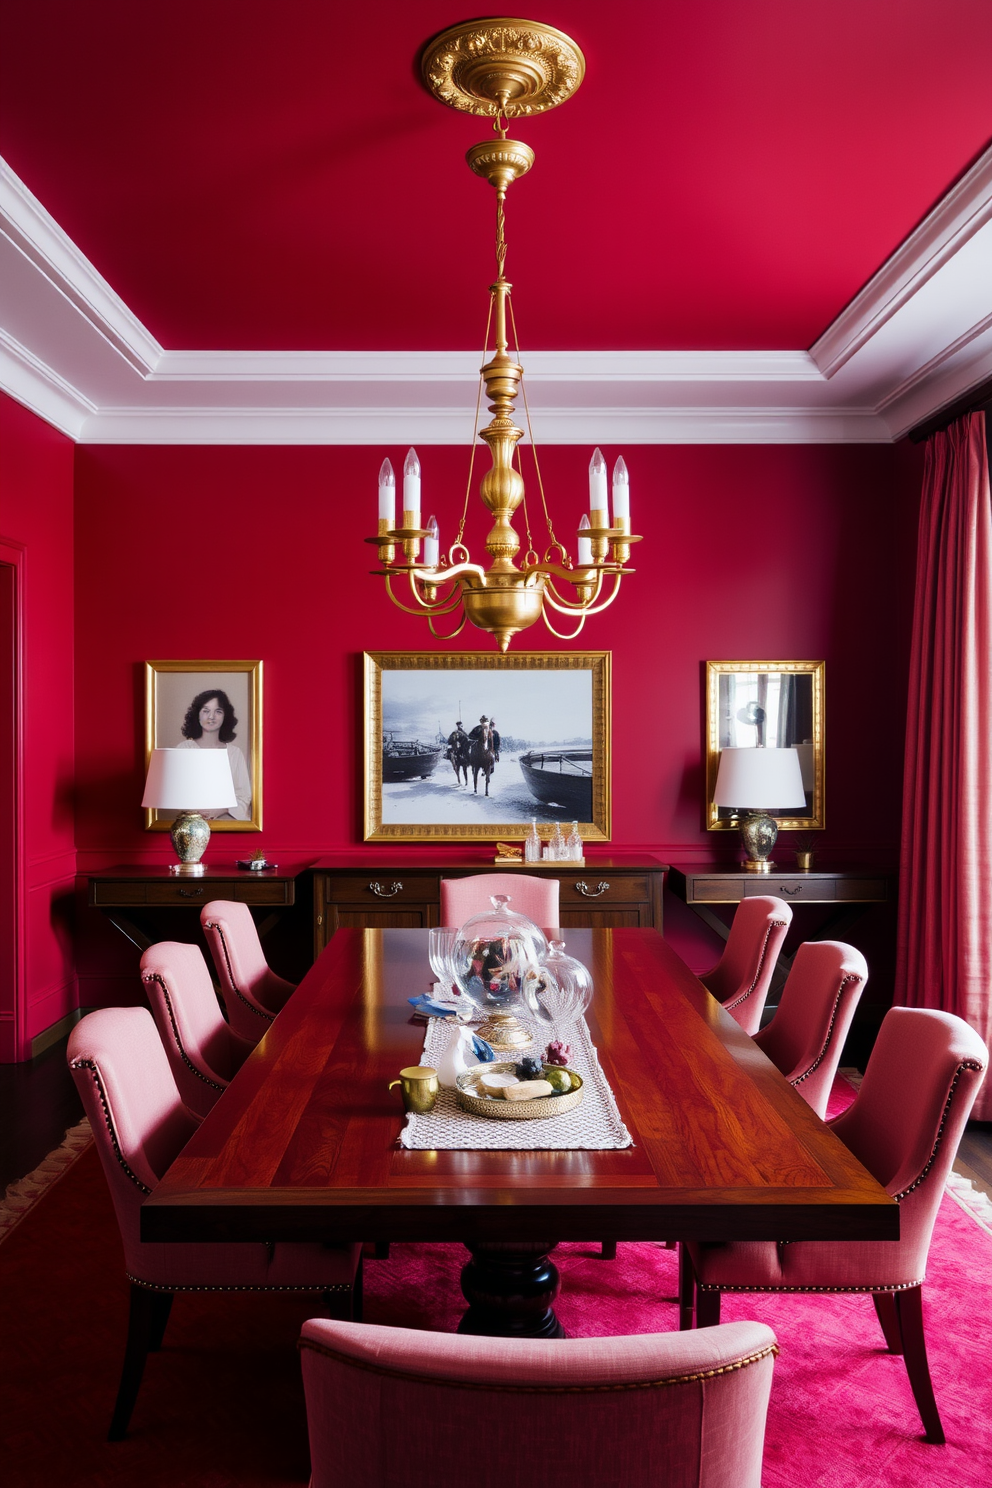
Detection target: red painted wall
<box><xmin>72</xmin><ymin>440</ymin><xmax>922</xmax><ymax>1004</ymax></box>
<box><xmin>0</xmin><ymin>392</ymin><xmax>76</xmax><ymax>1059</ymax></box>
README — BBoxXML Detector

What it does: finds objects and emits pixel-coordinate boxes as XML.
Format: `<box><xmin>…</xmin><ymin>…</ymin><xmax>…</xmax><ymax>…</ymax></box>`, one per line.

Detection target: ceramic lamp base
<box><xmin>169</xmin><ymin>810</ymin><xmax>211</xmax><ymax>869</ymax></box>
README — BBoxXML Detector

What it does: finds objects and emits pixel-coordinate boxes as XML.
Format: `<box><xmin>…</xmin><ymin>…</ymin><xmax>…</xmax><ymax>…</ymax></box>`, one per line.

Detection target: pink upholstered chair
<box><xmin>679</xmin><ymin>1006</ymin><xmax>988</xmax><ymax>1444</ymax></box>
<box><xmin>140</xmin><ymin>941</ymin><xmax>254</xmax><ymax>1119</ymax></box>
<box><xmin>300</xmin><ymin>1317</ymin><xmax>778</xmax><ymax>1488</ymax></box>
<box><xmin>201</xmin><ymin>899</ymin><xmax>296</xmax><ymax>1043</ymax></box>
<box><xmin>68</xmin><ymin>1007</ymin><xmax>362</xmax><ymax>1440</ymax></box>
<box><xmin>440</xmin><ymin>872</ymin><xmax>559</xmax><ymax>929</ymax></box>
<box><xmin>753</xmin><ymin>939</ymin><xmax>868</xmax><ymax>1119</ymax></box>
<box><xmin>699</xmin><ymin>896</ymin><xmax>792</xmax><ymax>1035</ymax></box>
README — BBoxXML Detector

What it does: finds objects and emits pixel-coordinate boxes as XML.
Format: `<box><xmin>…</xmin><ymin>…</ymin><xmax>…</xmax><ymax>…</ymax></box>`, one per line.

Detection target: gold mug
<box><xmin>388</xmin><ymin>1065</ymin><xmax>439</xmax><ymax>1113</ymax></box>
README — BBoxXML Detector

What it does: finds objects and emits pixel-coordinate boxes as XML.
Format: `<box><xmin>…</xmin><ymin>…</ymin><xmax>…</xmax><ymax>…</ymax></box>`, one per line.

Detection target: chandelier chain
<box><xmin>455</xmin><ymin>296</ymin><xmax>494</xmax><ymax>548</ymax></box>
<box><xmin>508</xmin><ymin>295</ymin><xmax>560</xmax><ymax>554</ymax></box>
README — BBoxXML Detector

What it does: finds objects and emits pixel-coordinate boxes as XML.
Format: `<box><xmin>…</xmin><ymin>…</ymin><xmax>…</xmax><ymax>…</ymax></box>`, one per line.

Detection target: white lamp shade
<box><xmin>141</xmin><ymin>748</ymin><xmax>237</xmax><ymax>810</ymax></box>
<box><xmin>713</xmin><ymin>747</ymin><xmax>807</xmax><ymax>810</ymax></box>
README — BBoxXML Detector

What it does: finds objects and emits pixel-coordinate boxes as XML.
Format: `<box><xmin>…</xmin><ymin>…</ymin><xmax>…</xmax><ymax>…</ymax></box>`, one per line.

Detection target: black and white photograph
<box><xmin>364</xmin><ymin>652</ymin><xmax>610</xmax><ymax>841</ymax></box>
<box><xmin>144</xmin><ymin>659</ymin><xmax>263</xmax><ymax>832</ymax></box>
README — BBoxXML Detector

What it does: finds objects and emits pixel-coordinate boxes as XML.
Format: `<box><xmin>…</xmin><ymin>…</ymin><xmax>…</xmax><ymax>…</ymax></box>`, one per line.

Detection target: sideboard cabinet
<box><xmin>311</xmin><ymin>856</ymin><xmax>667</xmax><ymax>958</ymax></box>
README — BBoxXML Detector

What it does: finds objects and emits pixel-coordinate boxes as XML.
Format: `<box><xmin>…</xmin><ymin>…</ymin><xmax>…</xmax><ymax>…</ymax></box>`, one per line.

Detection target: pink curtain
<box><xmin>896</xmin><ymin>411</ymin><xmax>992</xmax><ymax>1117</ymax></box>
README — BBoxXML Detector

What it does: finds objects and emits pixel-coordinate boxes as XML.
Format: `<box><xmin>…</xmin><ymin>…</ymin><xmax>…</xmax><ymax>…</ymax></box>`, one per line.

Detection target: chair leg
<box><xmin>872</xmin><ymin>1290</ymin><xmax>903</xmax><ymax>1354</ymax></box>
<box><xmin>109</xmin><ymin>1283</ymin><xmax>158</xmax><ymax>1440</ymax></box>
<box><xmin>373</xmin><ymin>1242</ymin><xmax>391</xmax><ymax>1260</ymax></box>
<box><xmin>696</xmin><ymin>1286</ymin><xmax>722</xmax><ymax>1328</ymax></box>
<box><xmin>893</xmin><ymin>1285</ymin><xmax>944</xmax><ymax>1444</ymax></box>
<box><xmin>147</xmin><ymin>1290</ymin><xmax>173</xmax><ymax>1352</ymax></box>
<box><xmin>678</xmin><ymin>1244</ymin><xmax>696</xmax><ymax>1331</ymax></box>
<box><xmin>601</xmin><ymin>1241</ymin><xmax>617</xmax><ymax>1260</ymax></box>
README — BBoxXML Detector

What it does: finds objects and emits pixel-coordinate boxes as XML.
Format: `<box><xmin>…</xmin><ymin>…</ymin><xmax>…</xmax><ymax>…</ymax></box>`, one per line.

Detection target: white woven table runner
<box><xmin>398</xmin><ymin>1017</ymin><xmax>633</xmax><ymax>1151</ymax></box>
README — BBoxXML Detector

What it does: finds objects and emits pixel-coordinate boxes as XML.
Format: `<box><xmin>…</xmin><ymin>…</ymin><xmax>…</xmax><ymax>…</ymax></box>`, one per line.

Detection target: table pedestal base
<box><xmin>458</xmin><ymin>1241</ymin><xmax>564</xmax><ymax>1338</ymax></box>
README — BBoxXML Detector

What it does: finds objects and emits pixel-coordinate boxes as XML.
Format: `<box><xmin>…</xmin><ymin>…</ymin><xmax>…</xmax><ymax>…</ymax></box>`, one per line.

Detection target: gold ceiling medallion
<box><xmin>420</xmin><ymin>18</ymin><xmax>585</xmax><ymax>117</ymax></box>
<box><xmin>369</xmin><ymin>19</ymin><xmax>640</xmax><ymax>652</ymax></box>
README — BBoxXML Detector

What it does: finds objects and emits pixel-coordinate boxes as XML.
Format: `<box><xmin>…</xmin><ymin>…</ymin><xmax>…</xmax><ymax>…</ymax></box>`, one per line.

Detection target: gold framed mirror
<box><xmin>705</xmin><ymin>660</ymin><xmax>824</xmax><ymax>831</ymax></box>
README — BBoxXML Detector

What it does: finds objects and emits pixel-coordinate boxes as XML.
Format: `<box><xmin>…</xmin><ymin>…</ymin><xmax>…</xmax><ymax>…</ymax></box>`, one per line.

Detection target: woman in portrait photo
<box><xmin>177</xmin><ymin>690</ymin><xmax>252</xmax><ymax>820</ymax></box>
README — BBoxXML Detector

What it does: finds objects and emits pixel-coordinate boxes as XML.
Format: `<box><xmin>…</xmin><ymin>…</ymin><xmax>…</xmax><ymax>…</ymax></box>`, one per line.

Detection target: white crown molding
<box><xmin>77</xmin><ymin>404</ymin><xmax>887</xmax><ymax>445</ymax></box>
<box><xmin>811</xmin><ymin>142</ymin><xmax>992</xmax><ymax>379</ymax></box>
<box><xmin>0</xmin><ymin>329</ymin><xmax>91</xmax><ymax>438</ymax></box>
<box><xmin>1</xmin><ymin>152</ymin><xmax>990</xmax><ymax>446</ymax></box>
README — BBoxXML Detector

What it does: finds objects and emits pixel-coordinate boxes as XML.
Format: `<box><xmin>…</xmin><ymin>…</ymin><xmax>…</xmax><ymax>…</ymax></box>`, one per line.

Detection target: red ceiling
<box><xmin>1</xmin><ymin>1</ymin><xmax>989</xmax><ymax>352</ymax></box>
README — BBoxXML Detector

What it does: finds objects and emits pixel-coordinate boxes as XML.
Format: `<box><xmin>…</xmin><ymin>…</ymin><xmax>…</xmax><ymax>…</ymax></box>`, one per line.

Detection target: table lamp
<box><xmin>141</xmin><ymin>748</ymin><xmax>238</xmax><ymax>874</ymax></box>
<box><xmin>713</xmin><ymin>746</ymin><xmax>807</xmax><ymax>872</ymax></box>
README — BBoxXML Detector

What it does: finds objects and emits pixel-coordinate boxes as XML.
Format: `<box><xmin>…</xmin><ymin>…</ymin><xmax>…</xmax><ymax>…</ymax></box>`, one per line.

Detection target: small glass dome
<box><xmin>528</xmin><ymin>939</ymin><xmax>594</xmax><ymax>1024</ymax></box>
<box><xmin>450</xmin><ymin>895</ymin><xmax>549</xmax><ymax>1013</ymax></box>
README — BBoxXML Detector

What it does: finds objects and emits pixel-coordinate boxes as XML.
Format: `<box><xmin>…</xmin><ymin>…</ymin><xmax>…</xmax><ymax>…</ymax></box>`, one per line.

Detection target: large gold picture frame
<box><xmin>144</xmin><ymin>659</ymin><xmax>263</xmax><ymax>832</ymax></box>
<box><xmin>365</xmin><ymin>651</ymin><xmax>611</xmax><ymax>842</ymax></box>
<box><xmin>705</xmin><ymin>659</ymin><xmax>824</xmax><ymax>831</ymax></box>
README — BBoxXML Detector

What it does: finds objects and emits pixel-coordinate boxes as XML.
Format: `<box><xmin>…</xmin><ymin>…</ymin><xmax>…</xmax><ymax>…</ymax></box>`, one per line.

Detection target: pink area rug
<box><xmin>362</xmin><ymin>1197</ymin><xmax>991</xmax><ymax>1488</ymax></box>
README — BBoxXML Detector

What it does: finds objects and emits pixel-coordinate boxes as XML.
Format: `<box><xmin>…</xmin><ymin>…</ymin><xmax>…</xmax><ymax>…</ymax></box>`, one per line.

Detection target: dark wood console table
<box><xmin>667</xmin><ymin>862</ymin><xmax>892</xmax><ymax>984</ymax></box>
<box><xmin>88</xmin><ymin>862</ymin><xmax>314</xmax><ymax>952</ymax></box>
<box><xmin>312</xmin><ymin>855</ymin><xmax>667</xmax><ymax>958</ymax></box>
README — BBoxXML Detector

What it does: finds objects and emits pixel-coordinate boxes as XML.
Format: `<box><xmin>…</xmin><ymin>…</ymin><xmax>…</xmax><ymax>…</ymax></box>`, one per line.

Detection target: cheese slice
<box><xmin>479</xmin><ymin>1072</ymin><xmax>520</xmax><ymax>1098</ymax></box>
<box><xmin>503</xmin><ymin>1079</ymin><xmax>554</xmax><ymax>1102</ymax></box>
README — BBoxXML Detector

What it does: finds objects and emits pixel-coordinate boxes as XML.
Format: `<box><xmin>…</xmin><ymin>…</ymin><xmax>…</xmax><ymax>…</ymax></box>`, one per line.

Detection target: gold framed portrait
<box><xmin>364</xmin><ymin>651</ymin><xmax>611</xmax><ymax>842</ymax></box>
<box><xmin>144</xmin><ymin>659</ymin><xmax>262</xmax><ymax>832</ymax></box>
<box><xmin>705</xmin><ymin>659</ymin><xmax>824</xmax><ymax>831</ymax></box>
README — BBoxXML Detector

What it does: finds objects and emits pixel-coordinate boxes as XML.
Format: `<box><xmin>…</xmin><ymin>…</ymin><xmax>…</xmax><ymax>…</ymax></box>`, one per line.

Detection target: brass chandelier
<box><xmin>368</xmin><ymin>18</ymin><xmax>641</xmax><ymax>652</ymax></box>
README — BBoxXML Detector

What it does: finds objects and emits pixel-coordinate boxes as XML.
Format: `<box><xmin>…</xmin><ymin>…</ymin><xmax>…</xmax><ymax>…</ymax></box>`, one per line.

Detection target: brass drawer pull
<box><xmin>369</xmin><ymin>881</ymin><xmax>403</xmax><ymax>898</ymax></box>
<box><xmin>778</xmin><ymin>885</ymin><xmax>803</xmax><ymax>895</ymax></box>
<box><xmin>178</xmin><ymin>886</ymin><xmax>204</xmax><ymax>898</ymax></box>
<box><xmin>575</xmin><ymin>880</ymin><xmax>610</xmax><ymax>898</ymax></box>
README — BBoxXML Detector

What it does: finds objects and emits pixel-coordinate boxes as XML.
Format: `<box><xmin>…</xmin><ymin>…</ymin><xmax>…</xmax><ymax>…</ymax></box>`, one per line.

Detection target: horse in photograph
<box><xmin>448</xmin><ymin>731</ymin><xmax>471</xmax><ymax>787</ymax></box>
<box><xmin>469</xmin><ymin>721</ymin><xmax>496</xmax><ymax>796</ymax></box>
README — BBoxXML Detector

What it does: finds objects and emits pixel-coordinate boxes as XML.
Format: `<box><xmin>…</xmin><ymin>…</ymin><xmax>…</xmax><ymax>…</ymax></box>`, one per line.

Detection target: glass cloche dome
<box><xmin>527</xmin><ymin>940</ymin><xmax>594</xmax><ymax>1024</ymax></box>
<box><xmin>450</xmin><ymin>895</ymin><xmax>549</xmax><ymax>1049</ymax></box>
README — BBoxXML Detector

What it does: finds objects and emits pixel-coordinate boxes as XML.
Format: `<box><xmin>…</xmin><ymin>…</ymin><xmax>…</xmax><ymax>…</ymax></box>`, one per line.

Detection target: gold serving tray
<box><xmin>456</xmin><ymin>1062</ymin><xmax>584</xmax><ymax>1120</ymax></box>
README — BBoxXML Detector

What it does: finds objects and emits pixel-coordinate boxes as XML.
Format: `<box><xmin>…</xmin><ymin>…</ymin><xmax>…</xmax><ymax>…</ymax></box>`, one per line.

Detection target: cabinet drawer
<box><xmin>322</xmin><ymin>875</ymin><xmax>439</xmax><ymax>906</ymax></box>
<box><xmin>834</xmin><ymin>879</ymin><xmax>888</xmax><ymax>902</ymax></box>
<box><xmin>744</xmin><ymin>877</ymin><xmax>835</xmax><ymax>901</ymax></box>
<box><xmin>90</xmin><ymin>881</ymin><xmax>149</xmax><ymax>905</ymax></box>
<box><xmin>689</xmin><ymin>878</ymin><xmax>745</xmax><ymax>903</ymax></box>
<box><xmin>235</xmin><ymin>881</ymin><xmax>293</xmax><ymax>904</ymax></box>
<box><xmin>145</xmin><ymin>880</ymin><xmax>219</xmax><ymax>905</ymax></box>
<box><xmin>557</xmin><ymin>874</ymin><xmax>650</xmax><ymax>905</ymax></box>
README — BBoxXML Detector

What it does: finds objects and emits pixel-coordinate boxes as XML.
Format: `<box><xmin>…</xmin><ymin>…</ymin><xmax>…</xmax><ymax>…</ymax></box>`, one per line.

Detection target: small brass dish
<box><xmin>455</xmin><ymin>1062</ymin><xmax>584</xmax><ymax>1120</ymax></box>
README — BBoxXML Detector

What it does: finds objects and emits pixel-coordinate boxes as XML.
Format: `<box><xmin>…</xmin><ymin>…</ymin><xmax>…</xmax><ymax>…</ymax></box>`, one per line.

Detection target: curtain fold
<box><xmin>896</xmin><ymin>411</ymin><xmax>992</xmax><ymax>1117</ymax></box>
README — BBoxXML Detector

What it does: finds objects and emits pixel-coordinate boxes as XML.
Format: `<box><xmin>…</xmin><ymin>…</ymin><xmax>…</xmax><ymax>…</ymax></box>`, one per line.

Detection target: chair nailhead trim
<box><xmin>698</xmin><ymin>1279</ymin><xmax>923</xmax><ymax>1295</ymax></box>
<box><xmin>725</xmin><ymin>919</ymin><xmax>787</xmax><ymax>1012</ymax></box>
<box><xmin>296</xmin><ymin>1339</ymin><xmax>779</xmax><ymax>1393</ymax></box>
<box><xmin>792</xmin><ymin>973</ymin><xmax>862</xmax><ymax>1087</ymax></box>
<box><xmin>203</xmin><ymin>921</ymin><xmax>273</xmax><ymax>1023</ymax></box>
<box><xmin>141</xmin><ymin>971</ymin><xmax>225</xmax><ymax>1089</ymax></box>
<box><xmin>891</xmin><ymin>1058</ymin><xmax>987</xmax><ymax>1201</ymax></box>
<box><xmin>127</xmin><ymin>1273</ymin><xmax>353</xmax><ymax>1293</ymax></box>
<box><xmin>68</xmin><ymin>1059</ymin><xmax>152</xmax><ymax>1195</ymax></box>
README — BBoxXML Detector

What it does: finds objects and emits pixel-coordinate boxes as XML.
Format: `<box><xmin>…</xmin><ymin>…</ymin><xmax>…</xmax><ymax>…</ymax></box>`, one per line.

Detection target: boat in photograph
<box><xmin>382</xmin><ymin>737</ymin><xmax>444</xmax><ymax>781</ymax></box>
<box><xmin>519</xmin><ymin>749</ymin><xmax>593</xmax><ymax>817</ymax></box>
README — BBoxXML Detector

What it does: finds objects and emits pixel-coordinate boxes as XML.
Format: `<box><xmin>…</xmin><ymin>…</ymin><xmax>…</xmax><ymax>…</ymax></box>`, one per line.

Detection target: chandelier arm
<box><xmin>543</xmin><ymin>574</ymin><xmax>624</xmax><ymax>617</ymax></box>
<box><xmin>383</xmin><ymin>574</ymin><xmax>463</xmax><ymax>618</ymax></box>
<box><xmin>410</xmin><ymin>560</ymin><xmax>487</xmax><ymax>587</ymax></box>
<box><xmin>427</xmin><ymin>609</ymin><xmax>468</xmax><ymax>641</ymax></box>
<box><xmin>540</xmin><ymin>605</ymin><xmax>588</xmax><ymax>641</ymax></box>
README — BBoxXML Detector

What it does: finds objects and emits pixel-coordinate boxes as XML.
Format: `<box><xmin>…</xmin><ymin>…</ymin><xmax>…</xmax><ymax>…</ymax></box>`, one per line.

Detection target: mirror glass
<box><xmin>705</xmin><ymin>661</ymin><xmax>824</xmax><ymax>830</ymax></box>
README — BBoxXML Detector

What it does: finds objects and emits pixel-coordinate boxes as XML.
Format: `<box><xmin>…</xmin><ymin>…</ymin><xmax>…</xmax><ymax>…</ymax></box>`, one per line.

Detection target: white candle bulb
<box><xmin>588</xmin><ymin>448</ymin><xmax>608</xmax><ymax>512</ymax></box>
<box><xmin>424</xmin><ymin>514</ymin><xmax>439</xmax><ymax>568</ymax></box>
<box><xmin>612</xmin><ymin>456</ymin><xmax>630</xmax><ymax>521</ymax></box>
<box><xmin>403</xmin><ymin>447</ymin><xmax>421</xmax><ymax>528</ymax></box>
<box><xmin>577</xmin><ymin>512</ymin><xmax>593</xmax><ymax>567</ymax></box>
<box><xmin>378</xmin><ymin>458</ymin><xmax>396</xmax><ymax>524</ymax></box>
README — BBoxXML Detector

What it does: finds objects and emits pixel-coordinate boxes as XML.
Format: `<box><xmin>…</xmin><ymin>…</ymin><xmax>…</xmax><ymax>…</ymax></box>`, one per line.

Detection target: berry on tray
<box><xmin>545</xmin><ymin>1040</ymin><xmax>571</xmax><ymax>1066</ymax></box>
<box><xmin>515</xmin><ymin>1055</ymin><xmax>544</xmax><ymax>1080</ymax></box>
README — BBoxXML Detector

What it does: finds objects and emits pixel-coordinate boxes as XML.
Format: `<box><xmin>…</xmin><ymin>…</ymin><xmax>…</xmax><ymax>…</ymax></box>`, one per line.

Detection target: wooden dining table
<box><xmin>143</xmin><ymin>927</ymin><xmax>898</xmax><ymax>1337</ymax></box>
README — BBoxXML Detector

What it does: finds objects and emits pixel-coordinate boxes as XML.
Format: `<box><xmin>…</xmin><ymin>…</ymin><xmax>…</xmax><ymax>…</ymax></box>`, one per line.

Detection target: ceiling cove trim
<box><xmin>0</xmin><ymin>328</ymin><xmax>92</xmax><ymax>439</ymax></box>
<box><xmin>76</xmin><ymin>406</ymin><xmax>887</xmax><ymax>445</ymax></box>
<box><xmin>0</xmin><ymin>159</ymin><xmax>161</xmax><ymax>376</ymax></box>
<box><xmin>811</xmin><ymin>142</ymin><xmax>992</xmax><ymax>379</ymax></box>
